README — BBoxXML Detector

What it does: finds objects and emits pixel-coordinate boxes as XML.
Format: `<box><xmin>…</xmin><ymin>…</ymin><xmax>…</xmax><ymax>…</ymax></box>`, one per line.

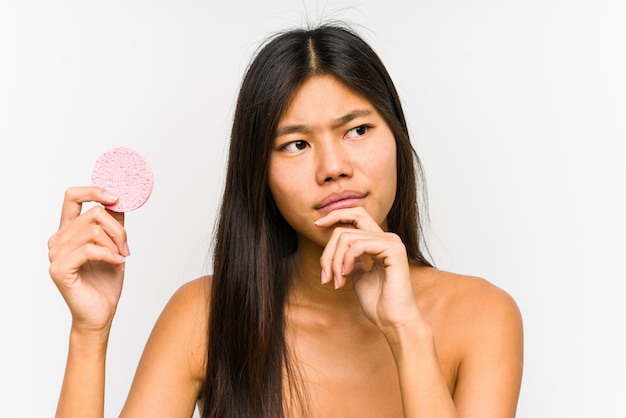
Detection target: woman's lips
<box><xmin>315</xmin><ymin>191</ymin><xmax>367</xmax><ymax>213</ymax></box>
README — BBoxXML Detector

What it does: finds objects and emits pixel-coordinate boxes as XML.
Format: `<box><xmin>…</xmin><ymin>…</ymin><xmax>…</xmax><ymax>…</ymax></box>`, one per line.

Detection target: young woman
<box><xmin>48</xmin><ymin>24</ymin><xmax>523</xmax><ymax>417</ymax></box>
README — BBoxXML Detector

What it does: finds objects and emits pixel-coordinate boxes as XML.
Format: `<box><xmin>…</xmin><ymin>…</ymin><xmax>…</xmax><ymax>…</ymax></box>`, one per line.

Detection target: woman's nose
<box><xmin>315</xmin><ymin>139</ymin><xmax>353</xmax><ymax>184</ymax></box>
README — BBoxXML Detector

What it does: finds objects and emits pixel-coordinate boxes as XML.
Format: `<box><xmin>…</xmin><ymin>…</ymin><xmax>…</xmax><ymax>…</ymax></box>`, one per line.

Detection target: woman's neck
<box><xmin>287</xmin><ymin>238</ymin><xmax>365</xmax><ymax>318</ymax></box>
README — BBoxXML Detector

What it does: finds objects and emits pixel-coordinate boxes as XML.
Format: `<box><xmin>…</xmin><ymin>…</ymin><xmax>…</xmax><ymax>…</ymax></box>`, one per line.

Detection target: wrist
<box><xmin>69</xmin><ymin>322</ymin><xmax>111</xmax><ymax>352</ymax></box>
<box><xmin>382</xmin><ymin>315</ymin><xmax>434</xmax><ymax>355</ymax></box>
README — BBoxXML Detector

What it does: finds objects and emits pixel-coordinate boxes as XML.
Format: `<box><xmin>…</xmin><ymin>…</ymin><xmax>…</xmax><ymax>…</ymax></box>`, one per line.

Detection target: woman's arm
<box><xmin>316</xmin><ymin>207</ymin><xmax>458</xmax><ymax>417</ymax></box>
<box><xmin>55</xmin><ymin>282</ymin><xmax>207</xmax><ymax>418</ymax></box>
<box><xmin>50</xmin><ymin>187</ymin><xmax>208</xmax><ymax>417</ymax></box>
<box><xmin>49</xmin><ymin>187</ymin><xmax>128</xmax><ymax>417</ymax></box>
<box><xmin>120</xmin><ymin>277</ymin><xmax>208</xmax><ymax>417</ymax></box>
<box><xmin>450</xmin><ymin>281</ymin><xmax>524</xmax><ymax>417</ymax></box>
<box><xmin>385</xmin><ymin>319</ymin><xmax>458</xmax><ymax>417</ymax></box>
<box><xmin>316</xmin><ymin>207</ymin><xmax>523</xmax><ymax>417</ymax></box>
<box><xmin>56</xmin><ymin>327</ymin><xmax>110</xmax><ymax>417</ymax></box>
<box><xmin>389</xmin><ymin>278</ymin><xmax>523</xmax><ymax>417</ymax></box>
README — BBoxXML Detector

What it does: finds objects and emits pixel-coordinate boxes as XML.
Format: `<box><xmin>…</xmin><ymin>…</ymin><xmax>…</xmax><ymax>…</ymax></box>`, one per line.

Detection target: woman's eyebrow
<box><xmin>331</xmin><ymin>109</ymin><xmax>373</xmax><ymax>129</ymax></box>
<box><xmin>275</xmin><ymin>124</ymin><xmax>309</xmax><ymax>137</ymax></box>
<box><xmin>276</xmin><ymin>109</ymin><xmax>373</xmax><ymax>137</ymax></box>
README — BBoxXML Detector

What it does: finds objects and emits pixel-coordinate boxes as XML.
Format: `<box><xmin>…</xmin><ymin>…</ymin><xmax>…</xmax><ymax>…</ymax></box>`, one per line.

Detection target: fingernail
<box><xmin>104</xmin><ymin>191</ymin><xmax>119</xmax><ymax>201</ymax></box>
<box><xmin>321</xmin><ymin>269</ymin><xmax>327</xmax><ymax>285</ymax></box>
<box><xmin>123</xmin><ymin>243</ymin><xmax>131</xmax><ymax>257</ymax></box>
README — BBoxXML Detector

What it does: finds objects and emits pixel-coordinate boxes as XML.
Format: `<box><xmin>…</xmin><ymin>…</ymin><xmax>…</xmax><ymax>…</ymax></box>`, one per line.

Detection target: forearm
<box><xmin>386</xmin><ymin>323</ymin><xmax>458</xmax><ymax>418</ymax></box>
<box><xmin>55</xmin><ymin>324</ymin><xmax>110</xmax><ymax>418</ymax></box>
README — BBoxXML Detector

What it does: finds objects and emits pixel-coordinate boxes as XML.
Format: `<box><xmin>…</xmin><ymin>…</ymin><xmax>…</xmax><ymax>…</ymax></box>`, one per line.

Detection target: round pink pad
<box><xmin>91</xmin><ymin>146</ymin><xmax>154</xmax><ymax>212</ymax></box>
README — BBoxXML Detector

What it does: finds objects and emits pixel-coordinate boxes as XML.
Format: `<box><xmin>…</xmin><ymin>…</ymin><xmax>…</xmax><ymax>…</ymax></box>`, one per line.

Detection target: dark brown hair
<box><xmin>201</xmin><ymin>24</ymin><xmax>432</xmax><ymax>418</ymax></box>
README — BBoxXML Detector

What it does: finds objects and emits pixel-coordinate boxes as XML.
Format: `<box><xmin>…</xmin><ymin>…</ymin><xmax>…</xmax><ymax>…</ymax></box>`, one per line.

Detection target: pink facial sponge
<box><xmin>91</xmin><ymin>146</ymin><xmax>154</xmax><ymax>212</ymax></box>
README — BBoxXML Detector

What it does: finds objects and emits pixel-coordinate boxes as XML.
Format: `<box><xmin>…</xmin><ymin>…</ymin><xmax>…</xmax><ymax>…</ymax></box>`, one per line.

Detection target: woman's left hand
<box><xmin>315</xmin><ymin>207</ymin><xmax>421</xmax><ymax>336</ymax></box>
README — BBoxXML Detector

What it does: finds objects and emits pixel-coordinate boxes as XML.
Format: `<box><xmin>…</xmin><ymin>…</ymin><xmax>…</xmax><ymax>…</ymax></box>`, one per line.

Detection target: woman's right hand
<box><xmin>48</xmin><ymin>186</ymin><xmax>130</xmax><ymax>334</ymax></box>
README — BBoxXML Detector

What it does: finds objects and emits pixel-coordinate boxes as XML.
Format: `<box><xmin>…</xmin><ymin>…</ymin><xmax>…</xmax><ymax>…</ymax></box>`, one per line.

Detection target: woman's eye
<box><xmin>345</xmin><ymin>125</ymin><xmax>370</xmax><ymax>138</ymax></box>
<box><xmin>280</xmin><ymin>140</ymin><xmax>309</xmax><ymax>153</ymax></box>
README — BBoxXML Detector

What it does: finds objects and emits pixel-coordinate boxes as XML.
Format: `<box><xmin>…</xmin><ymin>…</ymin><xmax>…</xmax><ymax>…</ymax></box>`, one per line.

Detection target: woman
<box><xmin>49</xmin><ymin>24</ymin><xmax>523</xmax><ymax>417</ymax></box>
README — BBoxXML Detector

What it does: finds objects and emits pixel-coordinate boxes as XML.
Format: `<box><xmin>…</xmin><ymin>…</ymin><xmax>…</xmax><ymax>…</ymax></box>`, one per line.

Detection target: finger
<box><xmin>333</xmin><ymin>232</ymin><xmax>405</xmax><ymax>289</ymax></box>
<box><xmin>49</xmin><ymin>244</ymin><xmax>126</xmax><ymax>285</ymax></box>
<box><xmin>319</xmin><ymin>226</ymin><xmax>348</xmax><ymax>285</ymax></box>
<box><xmin>325</xmin><ymin>229</ymin><xmax>374</xmax><ymax>289</ymax></box>
<box><xmin>340</xmin><ymin>237</ymin><xmax>389</xmax><ymax>278</ymax></box>
<box><xmin>316</xmin><ymin>207</ymin><xmax>380</xmax><ymax>284</ymax></box>
<box><xmin>69</xmin><ymin>244</ymin><xmax>126</xmax><ymax>271</ymax></box>
<box><xmin>314</xmin><ymin>207</ymin><xmax>382</xmax><ymax>232</ymax></box>
<box><xmin>53</xmin><ymin>205</ymin><xmax>129</xmax><ymax>256</ymax></box>
<box><xmin>331</xmin><ymin>230</ymin><xmax>354</xmax><ymax>288</ymax></box>
<box><xmin>49</xmin><ymin>217</ymin><xmax>126</xmax><ymax>264</ymax></box>
<box><xmin>81</xmin><ymin>206</ymin><xmax>128</xmax><ymax>256</ymax></box>
<box><xmin>60</xmin><ymin>186</ymin><xmax>119</xmax><ymax>229</ymax></box>
<box><xmin>332</xmin><ymin>234</ymin><xmax>373</xmax><ymax>289</ymax></box>
<box><xmin>106</xmin><ymin>208</ymin><xmax>125</xmax><ymax>227</ymax></box>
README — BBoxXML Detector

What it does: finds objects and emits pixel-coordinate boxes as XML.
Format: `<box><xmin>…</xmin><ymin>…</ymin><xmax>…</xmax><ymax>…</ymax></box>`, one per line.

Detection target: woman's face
<box><xmin>268</xmin><ymin>75</ymin><xmax>397</xmax><ymax>248</ymax></box>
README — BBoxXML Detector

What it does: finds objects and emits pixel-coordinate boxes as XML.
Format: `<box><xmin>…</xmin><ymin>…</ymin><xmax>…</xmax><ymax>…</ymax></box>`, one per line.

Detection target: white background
<box><xmin>1</xmin><ymin>1</ymin><xmax>624</xmax><ymax>417</ymax></box>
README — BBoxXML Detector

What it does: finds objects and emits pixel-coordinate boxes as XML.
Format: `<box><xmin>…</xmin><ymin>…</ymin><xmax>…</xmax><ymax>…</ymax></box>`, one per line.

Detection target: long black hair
<box><xmin>201</xmin><ymin>24</ymin><xmax>432</xmax><ymax>418</ymax></box>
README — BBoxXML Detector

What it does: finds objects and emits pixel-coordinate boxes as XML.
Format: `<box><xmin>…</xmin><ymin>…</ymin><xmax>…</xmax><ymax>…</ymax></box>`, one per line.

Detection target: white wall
<box><xmin>1</xmin><ymin>1</ymin><xmax>624</xmax><ymax>417</ymax></box>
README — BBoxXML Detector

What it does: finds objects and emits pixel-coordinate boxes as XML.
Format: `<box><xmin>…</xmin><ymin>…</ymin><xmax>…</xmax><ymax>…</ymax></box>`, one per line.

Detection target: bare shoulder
<box><xmin>415</xmin><ymin>268</ymin><xmax>522</xmax><ymax>330</ymax></box>
<box><xmin>427</xmin><ymin>268</ymin><xmax>522</xmax><ymax>351</ymax></box>
<box><xmin>159</xmin><ymin>275</ymin><xmax>212</xmax><ymax>376</ymax></box>
<box><xmin>170</xmin><ymin>275</ymin><xmax>212</xmax><ymax>312</ymax></box>
<box><xmin>155</xmin><ymin>275</ymin><xmax>211</xmax><ymax>345</ymax></box>
<box><xmin>414</xmin><ymin>268</ymin><xmax>523</xmax><ymax>416</ymax></box>
<box><xmin>121</xmin><ymin>276</ymin><xmax>212</xmax><ymax>416</ymax></box>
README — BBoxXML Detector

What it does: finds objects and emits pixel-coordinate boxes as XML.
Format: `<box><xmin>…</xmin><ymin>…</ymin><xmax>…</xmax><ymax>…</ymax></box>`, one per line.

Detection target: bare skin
<box><xmin>49</xmin><ymin>75</ymin><xmax>523</xmax><ymax>417</ymax></box>
<box><xmin>284</xmin><ymin>266</ymin><xmax>523</xmax><ymax>417</ymax></box>
<box><xmin>50</xmin><ymin>202</ymin><xmax>522</xmax><ymax>418</ymax></box>
<box><xmin>125</xmin><ymin>266</ymin><xmax>523</xmax><ymax>417</ymax></box>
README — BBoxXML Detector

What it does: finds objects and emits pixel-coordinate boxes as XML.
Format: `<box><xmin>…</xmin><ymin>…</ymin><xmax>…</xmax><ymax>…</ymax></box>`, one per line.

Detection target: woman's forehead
<box><xmin>277</xmin><ymin>75</ymin><xmax>379</xmax><ymax>128</ymax></box>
